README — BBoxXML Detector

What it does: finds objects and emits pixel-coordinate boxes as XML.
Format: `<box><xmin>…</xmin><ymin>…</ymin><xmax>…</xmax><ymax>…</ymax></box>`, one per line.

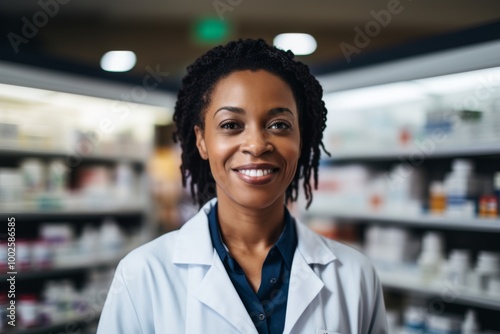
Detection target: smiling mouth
<box><xmin>232</xmin><ymin>167</ymin><xmax>279</xmax><ymax>185</ymax></box>
<box><xmin>237</xmin><ymin>168</ymin><xmax>277</xmax><ymax>177</ymax></box>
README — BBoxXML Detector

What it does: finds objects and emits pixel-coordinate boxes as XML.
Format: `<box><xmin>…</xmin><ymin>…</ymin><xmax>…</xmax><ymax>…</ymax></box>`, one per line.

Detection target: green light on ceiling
<box><xmin>194</xmin><ymin>18</ymin><xmax>229</xmax><ymax>44</ymax></box>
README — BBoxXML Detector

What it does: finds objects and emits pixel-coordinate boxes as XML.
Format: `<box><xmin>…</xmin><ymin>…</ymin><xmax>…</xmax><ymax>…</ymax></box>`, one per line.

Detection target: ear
<box><xmin>194</xmin><ymin>125</ymin><xmax>208</xmax><ymax>160</ymax></box>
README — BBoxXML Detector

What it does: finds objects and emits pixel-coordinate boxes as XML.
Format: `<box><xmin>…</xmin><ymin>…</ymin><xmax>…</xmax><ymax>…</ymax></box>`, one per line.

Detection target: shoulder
<box><xmin>296</xmin><ymin>222</ymin><xmax>388</xmax><ymax>332</ymax></box>
<box><xmin>126</xmin><ymin>230</ymin><xmax>179</xmax><ymax>260</ymax></box>
<box><xmin>119</xmin><ymin>230</ymin><xmax>180</xmax><ymax>274</ymax></box>
<box><xmin>326</xmin><ymin>237</ymin><xmax>374</xmax><ymax>270</ymax></box>
<box><xmin>117</xmin><ymin>200</ymin><xmax>214</xmax><ymax>276</ymax></box>
<box><xmin>295</xmin><ymin>218</ymin><xmax>378</xmax><ymax>282</ymax></box>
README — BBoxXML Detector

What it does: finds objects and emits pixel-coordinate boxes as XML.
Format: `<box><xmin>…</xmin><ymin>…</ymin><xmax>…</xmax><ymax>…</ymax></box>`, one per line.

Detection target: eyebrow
<box><xmin>213</xmin><ymin>106</ymin><xmax>294</xmax><ymax>118</ymax></box>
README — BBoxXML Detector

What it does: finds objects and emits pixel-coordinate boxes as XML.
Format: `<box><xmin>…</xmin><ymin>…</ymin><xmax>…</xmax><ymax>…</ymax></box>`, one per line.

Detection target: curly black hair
<box><xmin>173</xmin><ymin>38</ymin><xmax>329</xmax><ymax>208</ymax></box>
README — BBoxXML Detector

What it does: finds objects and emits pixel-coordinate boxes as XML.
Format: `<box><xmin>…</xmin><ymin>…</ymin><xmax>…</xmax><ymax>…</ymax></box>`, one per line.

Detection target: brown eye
<box><xmin>269</xmin><ymin>121</ymin><xmax>291</xmax><ymax>130</ymax></box>
<box><xmin>220</xmin><ymin>121</ymin><xmax>241</xmax><ymax>130</ymax></box>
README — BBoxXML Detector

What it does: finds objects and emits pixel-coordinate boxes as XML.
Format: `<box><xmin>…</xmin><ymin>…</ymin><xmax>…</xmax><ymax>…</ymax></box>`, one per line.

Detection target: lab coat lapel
<box><xmin>174</xmin><ymin>199</ymin><xmax>257</xmax><ymax>333</ymax></box>
<box><xmin>195</xmin><ymin>253</ymin><xmax>258</xmax><ymax>334</ymax></box>
<box><xmin>283</xmin><ymin>250</ymin><xmax>324</xmax><ymax>333</ymax></box>
<box><xmin>283</xmin><ymin>220</ymin><xmax>337</xmax><ymax>333</ymax></box>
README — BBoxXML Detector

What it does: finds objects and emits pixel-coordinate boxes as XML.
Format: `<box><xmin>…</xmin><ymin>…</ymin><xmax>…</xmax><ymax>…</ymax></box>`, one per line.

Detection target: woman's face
<box><xmin>194</xmin><ymin>70</ymin><xmax>301</xmax><ymax>210</ymax></box>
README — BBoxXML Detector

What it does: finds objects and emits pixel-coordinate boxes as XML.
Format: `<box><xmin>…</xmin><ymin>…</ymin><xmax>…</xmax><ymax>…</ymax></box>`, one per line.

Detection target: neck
<box><xmin>216</xmin><ymin>193</ymin><xmax>286</xmax><ymax>252</ymax></box>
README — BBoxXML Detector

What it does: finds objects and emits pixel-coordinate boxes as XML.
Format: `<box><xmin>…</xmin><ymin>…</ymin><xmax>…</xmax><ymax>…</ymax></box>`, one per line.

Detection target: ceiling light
<box><xmin>100</xmin><ymin>51</ymin><xmax>137</xmax><ymax>72</ymax></box>
<box><xmin>273</xmin><ymin>33</ymin><xmax>317</xmax><ymax>56</ymax></box>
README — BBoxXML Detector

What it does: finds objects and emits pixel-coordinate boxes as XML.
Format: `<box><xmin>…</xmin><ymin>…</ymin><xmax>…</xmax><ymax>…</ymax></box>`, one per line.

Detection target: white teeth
<box><xmin>239</xmin><ymin>169</ymin><xmax>273</xmax><ymax>177</ymax></box>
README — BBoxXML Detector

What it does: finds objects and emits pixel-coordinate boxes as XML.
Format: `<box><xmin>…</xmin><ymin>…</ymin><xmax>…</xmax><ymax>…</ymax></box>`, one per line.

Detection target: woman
<box><xmin>97</xmin><ymin>39</ymin><xmax>388</xmax><ymax>334</ymax></box>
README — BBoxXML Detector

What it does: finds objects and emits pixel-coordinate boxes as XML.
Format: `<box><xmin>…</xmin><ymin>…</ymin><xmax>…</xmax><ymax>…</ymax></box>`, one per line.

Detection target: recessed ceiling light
<box><xmin>273</xmin><ymin>33</ymin><xmax>317</xmax><ymax>56</ymax></box>
<box><xmin>100</xmin><ymin>51</ymin><xmax>137</xmax><ymax>72</ymax></box>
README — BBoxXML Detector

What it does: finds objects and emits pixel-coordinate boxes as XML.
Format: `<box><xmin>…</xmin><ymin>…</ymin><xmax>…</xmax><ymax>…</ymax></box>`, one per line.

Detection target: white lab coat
<box><xmin>97</xmin><ymin>199</ymin><xmax>388</xmax><ymax>334</ymax></box>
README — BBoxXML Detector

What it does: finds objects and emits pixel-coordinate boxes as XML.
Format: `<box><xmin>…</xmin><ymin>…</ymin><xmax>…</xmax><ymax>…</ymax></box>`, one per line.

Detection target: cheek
<box><xmin>288</xmin><ymin>148</ymin><xmax>301</xmax><ymax>170</ymax></box>
<box><xmin>206</xmin><ymin>136</ymin><xmax>236</xmax><ymax>169</ymax></box>
<box><xmin>281</xmin><ymin>138</ymin><xmax>301</xmax><ymax>170</ymax></box>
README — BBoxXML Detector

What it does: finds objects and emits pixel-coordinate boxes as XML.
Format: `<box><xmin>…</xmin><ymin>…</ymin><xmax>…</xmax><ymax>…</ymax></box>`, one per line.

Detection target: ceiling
<box><xmin>1</xmin><ymin>0</ymin><xmax>500</xmax><ymax>84</ymax></box>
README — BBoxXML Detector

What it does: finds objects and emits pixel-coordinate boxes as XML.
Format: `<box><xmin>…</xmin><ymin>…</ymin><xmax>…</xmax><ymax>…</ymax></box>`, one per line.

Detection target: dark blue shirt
<box><xmin>207</xmin><ymin>203</ymin><xmax>297</xmax><ymax>334</ymax></box>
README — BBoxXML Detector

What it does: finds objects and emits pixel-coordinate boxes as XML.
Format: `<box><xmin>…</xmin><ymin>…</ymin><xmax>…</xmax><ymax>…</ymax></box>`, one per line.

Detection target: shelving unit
<box><xmin>0</xmin><ymin>61</ymin><xmax>175</xmax><ymax>332</ymax></box>
<box><xmin>327</xmin><ymin>142</ymin><xmax>500</xmax><ymax>161</ymax></box>
<box><xmin>305</xmin><ymin>202</ymin><xmax>500</xmax><ymax>232</ymax></box>
<box><xmin>379</xmin><ymin>272</ymin><xmax>500</xmax><ymax>311</ymax></box>
<box><xmin>0</xmin><ymin>252</ymin><xmax>126</xmax><ymax>281</ymax></box>
<box><xmin>0</xmin><ymin>146</ymin><xmax>147</xmax><ymax>164</ymax></box>
<box><xmin>0</xmin><ymin>208</ymin><xmax>144</xmax><ymax>221</ymax></box>
<box><xmin>304</xmin><ymin>38</ymin><xmax>500</xmax><ymax>329</ymax></box>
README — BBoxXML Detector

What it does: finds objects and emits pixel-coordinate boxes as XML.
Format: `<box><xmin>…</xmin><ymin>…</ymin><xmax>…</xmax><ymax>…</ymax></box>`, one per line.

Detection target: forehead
<box><xmin>208</xmin><ymin>70</ymin><xmax>296</xmax><ymax>108</ymax></box>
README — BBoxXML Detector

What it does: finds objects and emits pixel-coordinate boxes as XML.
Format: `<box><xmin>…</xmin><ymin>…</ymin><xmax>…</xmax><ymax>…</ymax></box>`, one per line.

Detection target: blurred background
<box><xmin>0</xmin><ymin>1</ymin><xmax>500</xmax><ymax>333</ymax></box>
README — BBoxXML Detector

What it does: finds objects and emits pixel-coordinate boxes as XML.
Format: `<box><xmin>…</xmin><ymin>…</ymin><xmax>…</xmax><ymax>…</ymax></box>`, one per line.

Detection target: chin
<box><xmin>230</xmin><ymin>192</ymin><xmax>285</xmax><ymax>210</ymax></box>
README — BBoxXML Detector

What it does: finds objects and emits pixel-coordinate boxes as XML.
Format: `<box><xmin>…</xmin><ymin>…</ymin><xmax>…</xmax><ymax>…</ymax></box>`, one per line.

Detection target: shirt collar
<box><xmin>207</xmin><ymin>203</ymin><xmax>297</xmax><ymax>270</ymax></box>
<box><xmin>173</xmin><ymin>198</ymin><xmax>337</xmax><ymax>266</ymax></box>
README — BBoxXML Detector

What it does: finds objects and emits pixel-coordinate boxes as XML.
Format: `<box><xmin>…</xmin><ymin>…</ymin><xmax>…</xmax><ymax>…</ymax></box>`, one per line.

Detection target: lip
<box><xmin>232</xmin><ymin>163</ymin><xmax>279</xmax><ymax>186</ymax></box>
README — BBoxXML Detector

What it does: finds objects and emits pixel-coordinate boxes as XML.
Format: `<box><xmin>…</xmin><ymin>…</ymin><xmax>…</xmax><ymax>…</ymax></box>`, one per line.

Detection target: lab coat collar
<box><xmin>172</xmin><ymin>198</ymin><xmax>217</xmax><ymax>265</ymax></box>
<box><xmin>294</xmin><ymin>218</ymin><xmax>338</xmax><ymax>265</ymax></box>
<box><xmin>173</xmin><ymin>198</ymin><xmax>338</xmax><ymax>266</ymax></box>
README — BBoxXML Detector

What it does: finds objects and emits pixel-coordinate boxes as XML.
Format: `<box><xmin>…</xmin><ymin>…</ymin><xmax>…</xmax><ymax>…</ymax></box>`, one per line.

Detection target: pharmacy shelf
<box><xmin>0</xmin><ymin>253</ymin><xmax>124</xmax><ymax>281</ymax></box>
<box><xmin>0</xmin><ymin>207</ymin><xmax>144</xmax><ymax>221</ymax></box>
<box><xmin>0</xmin><ymin>60</ymin><xmax>159</xmax><ymax>334</ymax></box>
<box><xmin>0</xmin><ymin>145</ymin><xmax>147</xmax><ymax>164</ymax></box>
<box><xmin>305</xmin><ymin>203</ymin><xmax>500</xmax><ymax>232</ymax></box>
<box><xmin>12</xmin><ymin>310</ymin><xmax>101</xmax><ymax>334</ymax></box>
<box><xmin>379</xmin><ymin>272</ymin><xmax>500</xmax><ymax>311</ymax></box>
<box><xmin>326</xmin><ymin>142</ymin><xmax>500</xmax><ymax>161</ymax></box>
<box><xmin>0</xmin><ymin>265</ymin><xmax>108</xmax><ymax>281</ymax></box>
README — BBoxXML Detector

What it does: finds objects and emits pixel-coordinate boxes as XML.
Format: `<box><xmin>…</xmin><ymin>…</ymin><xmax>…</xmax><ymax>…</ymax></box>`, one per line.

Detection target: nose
<box><xmin>241</xmin><ymin>128</ymin><xmax>273</xmax><ymax>156</ymax></box>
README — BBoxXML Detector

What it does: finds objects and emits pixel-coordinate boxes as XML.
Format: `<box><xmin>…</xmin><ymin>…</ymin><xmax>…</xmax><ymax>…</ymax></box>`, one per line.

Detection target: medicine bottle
<box><xmin>429</xmin><ymin>181</ymin><xmax>446</xmax><ymax>214</ymax></box>
<box><xmin>494</xmin><ymin>172</ymin><xmax>500</xmax><ymax>217</ymax></box>
<box><xmin>462</xmin><ymin>309</ymin><xmax>479</xmax><ymax>334</ymax></box>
